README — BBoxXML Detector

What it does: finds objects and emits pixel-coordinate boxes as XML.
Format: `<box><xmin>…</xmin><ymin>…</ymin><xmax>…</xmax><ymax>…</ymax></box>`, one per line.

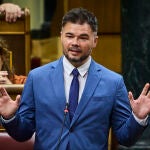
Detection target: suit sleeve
<box><xmin>111</xmin><ymin>77</ymin><xmax>147</xmax><ymax>147</ymax></box>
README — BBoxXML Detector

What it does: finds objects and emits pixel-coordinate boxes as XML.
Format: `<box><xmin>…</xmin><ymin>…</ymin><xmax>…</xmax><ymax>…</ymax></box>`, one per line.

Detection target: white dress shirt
<box><xmin>63</xmin><ymin>56</ymin><xmax>91</xmax><ymax>104</ymax></box>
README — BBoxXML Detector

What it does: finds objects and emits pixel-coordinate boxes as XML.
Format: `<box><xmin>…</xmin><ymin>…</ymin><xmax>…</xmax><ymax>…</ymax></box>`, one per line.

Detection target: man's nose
<box><xmin>72</xmin><ymin>38</ymin><xmax>79</xmax><ymax>46</ymax></box>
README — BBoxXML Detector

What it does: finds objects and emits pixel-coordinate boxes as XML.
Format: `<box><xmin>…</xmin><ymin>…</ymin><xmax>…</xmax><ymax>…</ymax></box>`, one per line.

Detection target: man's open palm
<box><xmin>0</xmin><ymin>87</ymin><xmax>20</xmax><ymax>119</ymax></box>
<box><xmin>129</xmin><ymin>83</ymin><xmax>150</xmax><ymax>119</ymax></box>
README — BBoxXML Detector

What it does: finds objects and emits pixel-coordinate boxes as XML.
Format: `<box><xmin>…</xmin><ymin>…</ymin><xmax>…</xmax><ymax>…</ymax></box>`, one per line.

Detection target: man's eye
<box><xmin>80</xmin><ymin>37</ymin><xmax>88</xmax><ymax>40</ymax></box>
<box><xmin>66</xmin><ymin>35</ymin><xmax>73</xmax><ymax>38</ymax></box>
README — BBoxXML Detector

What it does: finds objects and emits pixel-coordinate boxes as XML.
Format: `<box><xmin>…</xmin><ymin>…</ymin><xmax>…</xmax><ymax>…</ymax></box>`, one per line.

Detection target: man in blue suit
<box><xmin>0</xmin><ymin>8</ymin><xmax>150</xmax><ymax>150</ymax></box>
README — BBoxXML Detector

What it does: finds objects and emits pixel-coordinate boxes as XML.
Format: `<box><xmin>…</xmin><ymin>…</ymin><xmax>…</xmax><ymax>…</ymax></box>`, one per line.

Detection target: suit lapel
<box><xmin>71</xmin><ymin>61</ymin><xmax>102</xmax><ymax>126</ymax></box>
<box><xmin>51</xmin><ymin>58</ymin><xmax>65</xmax><ymax>102</ymax></box>
<box><xmin>50</xmin><ymin>58</ymin><xmax>71</xmax><ymax>126</ymax></box>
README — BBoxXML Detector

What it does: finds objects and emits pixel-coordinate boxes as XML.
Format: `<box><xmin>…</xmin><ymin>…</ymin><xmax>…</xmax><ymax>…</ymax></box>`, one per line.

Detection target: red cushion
<box><xmin>0</xmin><ymin>132</ymin><xmax>34</xmax><ymax>150</ymax></box>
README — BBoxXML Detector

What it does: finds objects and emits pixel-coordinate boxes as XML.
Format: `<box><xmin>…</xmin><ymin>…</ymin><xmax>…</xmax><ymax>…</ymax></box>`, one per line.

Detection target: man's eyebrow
<box><xmin>65</xmin><ymin>32</ymin><xmax>89</xmax><ymax>37</ymax></box>
<box><xmin>65</xmin><ymin>32</ymin><xmax>73</xmax><ymax>35</ymax></box>
<box><xmin>80</xmin><ymin>34</ymin><xmax>89</xmax><ymax>37</ymax></box>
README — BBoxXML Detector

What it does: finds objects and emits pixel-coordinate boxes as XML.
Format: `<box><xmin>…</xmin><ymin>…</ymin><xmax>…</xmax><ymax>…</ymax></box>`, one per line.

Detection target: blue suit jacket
<box><xmin>3</xmin><ymin>57</ymin><xmax>146</xmax><ymax>150</ymax></box>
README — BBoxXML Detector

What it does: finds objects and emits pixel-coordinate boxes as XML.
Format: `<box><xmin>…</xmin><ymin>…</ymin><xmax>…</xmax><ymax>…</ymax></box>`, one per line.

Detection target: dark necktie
<box><xmin>68</xmin><ymin>68</ymin><xmax>79</xmax><ymax>121</ymax></box>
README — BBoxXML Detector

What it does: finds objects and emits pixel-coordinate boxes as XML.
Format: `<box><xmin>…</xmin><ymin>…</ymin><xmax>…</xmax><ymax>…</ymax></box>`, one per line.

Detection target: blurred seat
<box><xmin>0</xmin><ymin>132</ymin><xmax>34</xmax><ymax>150</ymax></box>
<box><xmin>0</xmin><ymin>84</ymin><xmax>24</xmax><ymax>99</ymax></box>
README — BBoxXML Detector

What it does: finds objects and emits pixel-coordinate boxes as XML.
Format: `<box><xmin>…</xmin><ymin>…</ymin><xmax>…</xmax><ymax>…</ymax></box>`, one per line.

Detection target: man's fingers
<box><xmin>128</xmin><ymin>91</ymin><xmax>134</xmax><ymax>102</ymax></box>
<box><xmin>0</xmin><ymin>87</ymin><xmax>9</xmax><ymax>97</ymax></box>
<box><xmin>15</xmin><ymin>95</ymin><xmax>21</xmax><ymax>105</ymax></box>
<box><xmin>0</xmin><ymin>7</ymin><xmax>4</xmax><ymax>12</ymax></box>
<box><xmin>0</xmin><ymin>4</ymin><xmax>23</xmax><ymax>22</ymax></box>
<box><xmin>147</xmin><ymin>91</ymin><xmax>150</xmax><ymax>98</ymax></box>
<box><xmin>141</xmin><ymin>83</ymin><xmax>150</xmax><ymax>96</ymax></box>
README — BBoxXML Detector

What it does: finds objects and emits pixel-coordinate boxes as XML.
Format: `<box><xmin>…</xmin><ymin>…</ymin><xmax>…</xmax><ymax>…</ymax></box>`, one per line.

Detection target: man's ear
<box><xmin>93</xmin><ymin>35</ymin><xmax>98</xmax><ymax>48</ymax></box>
<box><xmin>60</xmin><ymin>31</ymin><xmax>63</xmax><ymax>40</ymax></box>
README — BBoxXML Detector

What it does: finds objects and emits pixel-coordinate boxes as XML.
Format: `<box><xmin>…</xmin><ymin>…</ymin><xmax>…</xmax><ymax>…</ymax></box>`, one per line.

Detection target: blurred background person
<box><xmin>0</xmin><ymin>71</ymin><xmax>12</xmax><ymax>84</ymax></box>
<box><xmin>0</xmin><ymin>3</ymin><xmax>26</xmax><ymax>84</ymax></box>
<box><xmin>0</xmin><ymin>37</ymin><xmax>26</xmax><ymax>84</ymax></box>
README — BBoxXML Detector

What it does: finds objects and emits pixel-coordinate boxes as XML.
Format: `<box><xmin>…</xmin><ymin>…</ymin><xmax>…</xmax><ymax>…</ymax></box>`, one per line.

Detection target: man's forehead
<box><xmin>61</xmin><ymin>22</ymin><xmax>93</xmax><ymax>35</ymax></box>
<box><xmin>62</xmin><ymin>22</ymin><xmax>92</xmax><ymax>30</ymax></box>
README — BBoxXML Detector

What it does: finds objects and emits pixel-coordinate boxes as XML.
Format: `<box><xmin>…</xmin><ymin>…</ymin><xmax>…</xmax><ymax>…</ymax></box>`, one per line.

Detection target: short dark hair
<box><xmin>62</xmin><ymin>8</ymin><xmax>98</xmax><ymax>33</ymax></box>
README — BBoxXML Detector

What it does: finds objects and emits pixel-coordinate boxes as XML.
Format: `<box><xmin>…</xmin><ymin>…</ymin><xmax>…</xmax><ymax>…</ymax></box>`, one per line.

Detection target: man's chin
<box><xmin>69</xmin><ymin>58</ymin><xmax>80</xmax><ymax>63</ymax></box>
<box><xmin>65</xmin><ymin>55</ymin><xmax>79</xmax><ymax>62</ymax></box>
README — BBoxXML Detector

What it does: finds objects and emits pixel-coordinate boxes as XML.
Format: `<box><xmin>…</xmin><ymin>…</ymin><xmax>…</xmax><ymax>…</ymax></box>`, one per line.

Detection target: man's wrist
<box><xmin>1</xmin><ymin>115</ymin><xmax>16</xmax><ymax>123</ymax></box>
<box><xmin>132</xmin><ymin>112</ymin><xmax>149</xmax><ymax>126</ymax></box>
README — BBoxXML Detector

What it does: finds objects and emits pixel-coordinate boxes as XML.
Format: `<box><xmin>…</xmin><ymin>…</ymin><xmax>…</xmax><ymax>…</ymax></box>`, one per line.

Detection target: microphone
<box><xmin>56</xmin><ymin>103</ymin><xmax>69</xmax><ymax>150</ymax></box>
<box><xmin>64</xmin><ymin>103</ymin><xmax>69</xmax><ymax>114</ymax></box>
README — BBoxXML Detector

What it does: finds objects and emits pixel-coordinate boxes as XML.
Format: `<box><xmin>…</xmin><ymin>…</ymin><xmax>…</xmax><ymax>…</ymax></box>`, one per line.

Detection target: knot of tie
<box><xmin>72</xmin><ymin>68</ymin><xmax>79</xmax><ymax>77</ymax></box>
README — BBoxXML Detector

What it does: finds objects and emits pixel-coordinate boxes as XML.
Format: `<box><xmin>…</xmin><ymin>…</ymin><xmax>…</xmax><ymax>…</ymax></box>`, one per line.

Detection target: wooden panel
<box><xmin>0</xmin><ymin>20</ymin><xmax>25</xmax><ymax>33</ymax></box>
<box><xmin>67</xmin><ymin>0</ymin><xmax>121</xmax><ymax>33</ymax></box>
<box><xmin>50</xmin><ymin>0</ymin><xmax>65</xmax><ymax>37</ymax></box>
<box><xmin>0</xmin><ymin>9</ymin><xmax>31</xmax><ymax>75</ymax></box>
<box><xmin>92</xmin><ymin>35</ymin><xmax>121</xmax><ymax>73</ymax></box>
<box><xmin>50</xmin><ymin>0</ymin><xmax>120</xmax><ymax>36</ymax></box>
<box><xmin>32</xmin><ymin>37</ymin><xmax>62</xmax><ymax>65</ymax></box>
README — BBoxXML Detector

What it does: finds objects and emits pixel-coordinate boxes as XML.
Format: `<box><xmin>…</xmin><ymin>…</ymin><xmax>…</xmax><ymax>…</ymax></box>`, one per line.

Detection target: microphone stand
<box><xmin>56</xmin><ymin>103</ymin><xmax>69</xmax><ymax>150</ymax></box>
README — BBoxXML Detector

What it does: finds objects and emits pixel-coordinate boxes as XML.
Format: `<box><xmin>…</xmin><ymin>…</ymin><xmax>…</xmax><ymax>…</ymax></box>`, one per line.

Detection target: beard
<box><xmin>63</xmin><ymin>48</ymin><xmax>92</xmax><ymax>65</ymax></box>
<box><xmin>65</xmin><ymin>53</ymin><xmax>89</xmax><ymax>63</ymax></box>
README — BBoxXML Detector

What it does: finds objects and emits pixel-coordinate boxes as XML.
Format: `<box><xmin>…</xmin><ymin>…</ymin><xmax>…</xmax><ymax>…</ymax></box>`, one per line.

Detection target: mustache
<box><xmin>68</xmin><ymin>47</ymin><xmax>81</xmax><ymax>52</ymax></box>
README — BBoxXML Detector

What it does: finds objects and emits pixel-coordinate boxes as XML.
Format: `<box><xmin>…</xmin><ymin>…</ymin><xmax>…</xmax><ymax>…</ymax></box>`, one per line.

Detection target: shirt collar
<box><xmin>63</xmin><ymin>56</ymin><xmax>91</xmax><ymax>77</ymax></box>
